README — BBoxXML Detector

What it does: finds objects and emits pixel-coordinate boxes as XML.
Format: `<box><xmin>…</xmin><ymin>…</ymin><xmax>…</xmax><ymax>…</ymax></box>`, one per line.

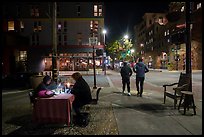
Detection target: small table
<box><xmin>32</xmin><ymin>93</ymin><xmax>75</xmax><ymax>126</ymax></box>
<box><xmin>178</xmin><ymin>91</ymin><xmax>196</xmax><ymax>115</ymax></box>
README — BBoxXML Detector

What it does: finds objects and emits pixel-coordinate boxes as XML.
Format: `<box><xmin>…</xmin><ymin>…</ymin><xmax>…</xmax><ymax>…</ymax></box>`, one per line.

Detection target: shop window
<box><xmin>8</xmin><ymin>21</ymin><xmax>14</xmax><ymax>31</ymax></box>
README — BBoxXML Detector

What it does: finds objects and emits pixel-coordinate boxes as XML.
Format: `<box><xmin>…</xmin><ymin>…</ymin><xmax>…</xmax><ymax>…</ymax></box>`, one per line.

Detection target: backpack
<box><xmin>73</xmin><ymin>112</ymin><xmax>90</xmax><ymax>127</ymax></box>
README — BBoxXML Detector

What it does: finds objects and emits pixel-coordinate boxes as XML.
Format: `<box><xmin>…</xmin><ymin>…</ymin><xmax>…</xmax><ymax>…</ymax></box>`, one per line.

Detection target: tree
<box><xmin>106</xmin><ymin>38</ymin><xmax>133</xmax><ymax>69</ymax></box>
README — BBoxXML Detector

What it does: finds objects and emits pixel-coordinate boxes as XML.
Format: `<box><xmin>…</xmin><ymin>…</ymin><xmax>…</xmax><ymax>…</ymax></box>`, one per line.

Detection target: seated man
<box><xmin>70</xmin><ymin>72</ymin><xmax>92</xmax><ymax>116</ymax></box>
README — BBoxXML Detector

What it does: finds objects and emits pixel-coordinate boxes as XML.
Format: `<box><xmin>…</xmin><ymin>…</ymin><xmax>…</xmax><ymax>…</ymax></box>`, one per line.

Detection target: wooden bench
<box><xmin>90</xmin><ymin>87</ymin><xmax>102</xmax><ymax>104</ymax></box>
<box><xmin>82</xmin><ymin>87</ymin><xmax>102</xmax><ymax>112</ymax></box>
<box><xmin>178</xmin><ymin>91</ymin><xmax>196</xmax><ymax>115</ymax></box>
<box><xmin>163</xmin><ymin>72</ymin><xmax>190</xmax><ymax>109</ymax></box>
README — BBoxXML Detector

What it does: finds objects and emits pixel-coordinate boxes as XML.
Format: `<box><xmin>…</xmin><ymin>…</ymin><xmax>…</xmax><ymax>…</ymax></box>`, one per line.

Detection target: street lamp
<box><xmin>89</xmin><ymin>37</ymin><xmax>98</xmax><ymax>89</ymax></box>
<box><xmin>102</xmin><ymin>29</ymin><xmax>107</xmax><ymax>75</ymax></box>
<box><xmin>124</xmin><ymin>34</ymin><xmax>129</xmax><ymax>39</ymax></box>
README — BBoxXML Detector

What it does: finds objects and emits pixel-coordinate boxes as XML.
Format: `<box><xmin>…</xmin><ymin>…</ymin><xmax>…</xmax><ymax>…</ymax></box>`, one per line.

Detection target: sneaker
<box><xmin>128</xmin><ymin>92</ymin><xmax>131</xmax><ymax>96</ymax></box>
<box><xmin>137</xmin><ymin>92</ymin><xmax>140</xmax><ymax>97</ymax></box>
<box><xmin>140</xmin><ymin>94</ymin><xmax>142</xmax><ymax>97</ymax></box>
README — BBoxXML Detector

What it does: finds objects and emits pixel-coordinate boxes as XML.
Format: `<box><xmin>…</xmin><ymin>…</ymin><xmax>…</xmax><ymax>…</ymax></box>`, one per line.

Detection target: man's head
<box><xmin>123</xmin><ymin>62</ymin><xmax>127</xmax><ymax>66</ymax></box>
<box><xmin>72</xmin><ymin>72</ymin><xmax>82</xmax><ymax>81</ymax></box>
<box><xmin>138</xmin><ymin>57</ymin><xmax>143</xmax><ymax>62</ymax></box>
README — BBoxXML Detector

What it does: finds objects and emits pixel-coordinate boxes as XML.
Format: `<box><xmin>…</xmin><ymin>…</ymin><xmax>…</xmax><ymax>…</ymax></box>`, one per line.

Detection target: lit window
<box><xmin>20</xmin><ymin>21</ymin><xmax>24</xmax><ymax>29</ymax></box>
<box><xmin>94</xmin><ymin>13</ymin><xmax>98</xmax><ymax>16</ymax></box>
<box><xmin>167</xmin><ymin>39</ymin><xmax>170</xmax><ymax>42</ymax></box>
<box><xmin>167</xmin><ymin>29</ymin><xmax>169</xmax><ymax>35</ymax></box>
<box><xmin>19</xmin><ymin>51</ymin><xmax>27</xmax><ymax>61</ymax></box>
<box><xmin>58</xmin><ymin>22</ymin><xmax>62</xmax><ymax>31</ymax></box>
<box><xmin>94</xmin><ymin>5</ymin><xmax>97</xmax><ymax>12</ymax></box>
<box><xmin>94</xmin><ymin>5</ymin><xmax>98</xmax><ymax>16</ymax></box>
<box><xmin>197</xmin><ymin>3</ymin><xmax>201</xmax><ymax>9</ymax></box>
<box><xmin>98</xmin><ymin>5</ymin><xmax>102</xmax><ymax>16</ymax></box>
<box><xmin>8</xmin><ymin>21</ymin><xmax>15</xmax><ymax>31</ymax></box>
<box><xmin>181</xmin><ymin>6</ymin><xmax>185</xmax><ymax>12</ymax></box>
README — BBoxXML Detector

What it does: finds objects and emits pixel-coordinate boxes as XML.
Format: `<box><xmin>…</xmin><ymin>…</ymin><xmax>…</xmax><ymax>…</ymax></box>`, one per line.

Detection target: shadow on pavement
<box><xmin>112</xmin><ymin>102</ymin><xmax>183</xmax><ymax>117</ymax></box>
<box><xmin>5</xmin><ymin>114</ymin><xmax>59</xmax><ymax>135</ymax></box>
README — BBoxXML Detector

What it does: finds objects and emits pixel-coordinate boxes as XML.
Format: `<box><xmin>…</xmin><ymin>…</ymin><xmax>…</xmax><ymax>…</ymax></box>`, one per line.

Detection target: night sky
<box><xmin>104</xmin><ymin>1</ymin><xmax>170</xmax><ymax>43</ymax></box>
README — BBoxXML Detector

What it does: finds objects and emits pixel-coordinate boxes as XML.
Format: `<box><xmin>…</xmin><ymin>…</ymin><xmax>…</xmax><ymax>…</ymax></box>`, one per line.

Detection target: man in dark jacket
<box><xmin>133</xmin><ymin>57</ymin><xmax>149</xmax><ymax>97</ymax></box>
<box><xmin>71</xmin><ymin>72</ymin><xmax>92</xmax><ymax>115</ymax></box>
<box><xmin>120</xmin><ymin>62</ymin><xmax>133</xmax><ymax>96</ymax></box>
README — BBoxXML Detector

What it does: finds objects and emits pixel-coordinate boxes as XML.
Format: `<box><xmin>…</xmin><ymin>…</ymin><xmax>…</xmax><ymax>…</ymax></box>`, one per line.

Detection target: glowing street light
<box><xmin>124</xmin><ymin>34</ymin><xmax>129</xmax><ymax>39</ymax></box>
<box><xmin>102</xmin><ymin>29</ymin><xmax>107</xmax><ymax>75</ymax></box>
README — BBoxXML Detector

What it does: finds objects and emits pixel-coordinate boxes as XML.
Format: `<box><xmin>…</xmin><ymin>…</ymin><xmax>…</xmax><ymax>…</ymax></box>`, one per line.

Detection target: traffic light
<box><xmin>127</xmin><ymin>49</ymin><xmax>131</xmax><ymax>55</ymax></box>
<box><xmin>171</xmin><ymin>48</ymin><xmax>175</xmax><ymax>52</ymax></box>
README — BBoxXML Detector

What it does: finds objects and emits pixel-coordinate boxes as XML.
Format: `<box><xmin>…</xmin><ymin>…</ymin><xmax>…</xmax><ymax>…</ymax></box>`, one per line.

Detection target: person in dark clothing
<box><xmin>71</xmin><ymin>72</ymin><xmax>92</xmax><ymax>115</ymax></box>
<box><xmin>120</xmin><ymin>62</ymin><xmax>133</xmax><ymax>96</ymax></box>
<box><xmin>33</xmin><ymin>75</ymin><xmax>53</xmax><ymax>98</ymax></box>
<box><xmin>133</xmin><ymin>57</ymin><xmax>149</xmax><ymax>97</ymax></box>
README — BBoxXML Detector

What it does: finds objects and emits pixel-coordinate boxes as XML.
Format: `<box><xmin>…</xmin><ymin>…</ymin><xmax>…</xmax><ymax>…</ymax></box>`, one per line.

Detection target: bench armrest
<box><xmin>173</xmin><ymin>83</ymin><xmax>189</xmax><ymax>91</ymax></box>
<box><xmin>163</xmin><ymin>82</ymin><xmax>178</xmax><ymax>87</ymax></box>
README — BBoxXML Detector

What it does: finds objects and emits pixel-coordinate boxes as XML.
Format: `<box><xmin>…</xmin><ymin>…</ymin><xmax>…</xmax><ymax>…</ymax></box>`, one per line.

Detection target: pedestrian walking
<box><xmin>120</xmin><ymin>62</ymin><xmax>133</xmax><ymax>96</ymax></box>
<box><xmin>133</xmin><ymin>57</ymin><xmax>149</xmax><ymax>97</ymax></box>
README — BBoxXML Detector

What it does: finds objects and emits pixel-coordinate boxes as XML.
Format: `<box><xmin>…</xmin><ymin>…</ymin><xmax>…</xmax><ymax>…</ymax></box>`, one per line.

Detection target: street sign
<box><xmin>103</xmin><ymin>52</ymin><xmax>106</xmax><ymax>57</ymax></box>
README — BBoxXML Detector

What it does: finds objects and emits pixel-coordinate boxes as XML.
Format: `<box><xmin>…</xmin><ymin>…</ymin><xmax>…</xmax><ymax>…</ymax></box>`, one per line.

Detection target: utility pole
<box><xmin>175</xmin><ymin>44</ymin><xmax>178</xmax><ymax>70</ymax></box>
<box><xmin>52</xmin><ymin>2</ymin><xmax>58</xmax><ymax>83</ymax></box>
<box><xmin>185</xmin><ymin>2</ymin><xmax>192</xmax><ymax>92</ymax></box>
<box><xmin>89</xmin><ymin>37</ymin><xmax>97</xmax><ymax>89</ymax></box>
<box><xmin>93</xmin><ymin>41</ymin><xmax>97</xmax><ymax>89</ymax></box>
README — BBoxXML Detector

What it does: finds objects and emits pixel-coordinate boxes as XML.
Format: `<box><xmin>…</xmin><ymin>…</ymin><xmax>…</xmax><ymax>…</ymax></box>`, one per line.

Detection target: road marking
<box><xmin>2</xmin><ymin>89</ymin><xmax>33</xmax><ymax>95</ymax></box>
<box><xmin>106</xmin><ymin>75</ymin><xmax>114</xmax><ymax>87</ymax></box>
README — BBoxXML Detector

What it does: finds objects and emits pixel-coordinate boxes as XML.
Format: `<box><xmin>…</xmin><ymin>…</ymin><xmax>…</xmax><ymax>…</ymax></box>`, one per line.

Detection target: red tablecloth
<box><xmin>32</xmin><ymin>93</ymin><xmax>75</xmax><ymax>126</ymax></box>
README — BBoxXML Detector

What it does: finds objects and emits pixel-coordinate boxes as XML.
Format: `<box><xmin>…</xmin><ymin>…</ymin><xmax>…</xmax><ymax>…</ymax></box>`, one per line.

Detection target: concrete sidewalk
<box><xmin>99</xmin><ymin>75</ymin><xmax>202</xmax><ymax>135</ymax></box>
<box><xmin>2</xmin><ymin>70</ymin><xmax>202</xmax><ymax>135</ymax></box>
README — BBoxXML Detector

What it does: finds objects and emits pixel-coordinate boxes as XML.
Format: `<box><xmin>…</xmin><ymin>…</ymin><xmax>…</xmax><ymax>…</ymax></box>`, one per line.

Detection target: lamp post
<box><xmin>131</xmin><ymin>49</ymin><xmax>135</xmax><ymax>62</ymax></box>
<box><xmin>102</xmin><ymin>29</ymin><xmax>107</xmax><ymax>75</ymax></box>
<box><xmin>52</xmin><ymin>2</ymin><xmax>58</xmax><ymax>83</ymax></box>
<box><xmin>89</xmin><ymin>37</ymin><xmax>98</xmax><ymax>89</ymax></box>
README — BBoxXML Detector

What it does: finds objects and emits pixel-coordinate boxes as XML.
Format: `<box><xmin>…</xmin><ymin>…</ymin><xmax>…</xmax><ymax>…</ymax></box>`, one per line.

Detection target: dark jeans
<box><xmin>122</xmin><ymin>80</ymin><xmax>130</xmax><ymax>93</ymax></box>
<box><xmin>72</xmin><ymin>98</ymin><xmax>85</xmax><ymax>116</ymax></box>
<box><xmin>136</xmin><ymin>77</ymin><xmax>145</xmax><ymax>95</ymax></box>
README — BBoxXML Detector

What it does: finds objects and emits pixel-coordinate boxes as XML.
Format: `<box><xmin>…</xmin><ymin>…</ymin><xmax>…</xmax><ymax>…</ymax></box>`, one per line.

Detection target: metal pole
<box><xmin>52</xmin><ymin>2</ymin><xmax>57</xmax><ymax>83</ymax></box>
<box><xmin>104</xmin><ymin>33</ymin><xmax>106</xmax><ymax>75</ymax></box>
<box><xmin>176</xmin><ymin>44</ymin><xmax>178</xmax><ymax>70</ymax></box>
<box><xmin>185</xmin><ymin>2</ymin><xmax>192</xmax><ymax>92</ymax></box>
<box><xmin>93</xmin><ymin>42</ymin><xmax>97</xmax><ymax>89</ymax></box>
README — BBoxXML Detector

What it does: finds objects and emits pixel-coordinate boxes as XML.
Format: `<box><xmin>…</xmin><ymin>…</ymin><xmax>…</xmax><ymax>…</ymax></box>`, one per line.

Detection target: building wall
<box><xmin>134</xmin><ymin>2</ymin><xmax>202</xmax><ymax>70</ymax></box>
<box><xmin>3</xmin><ymin>2</ymin><xmax>105</xmax><ymax>74</ymax></box>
